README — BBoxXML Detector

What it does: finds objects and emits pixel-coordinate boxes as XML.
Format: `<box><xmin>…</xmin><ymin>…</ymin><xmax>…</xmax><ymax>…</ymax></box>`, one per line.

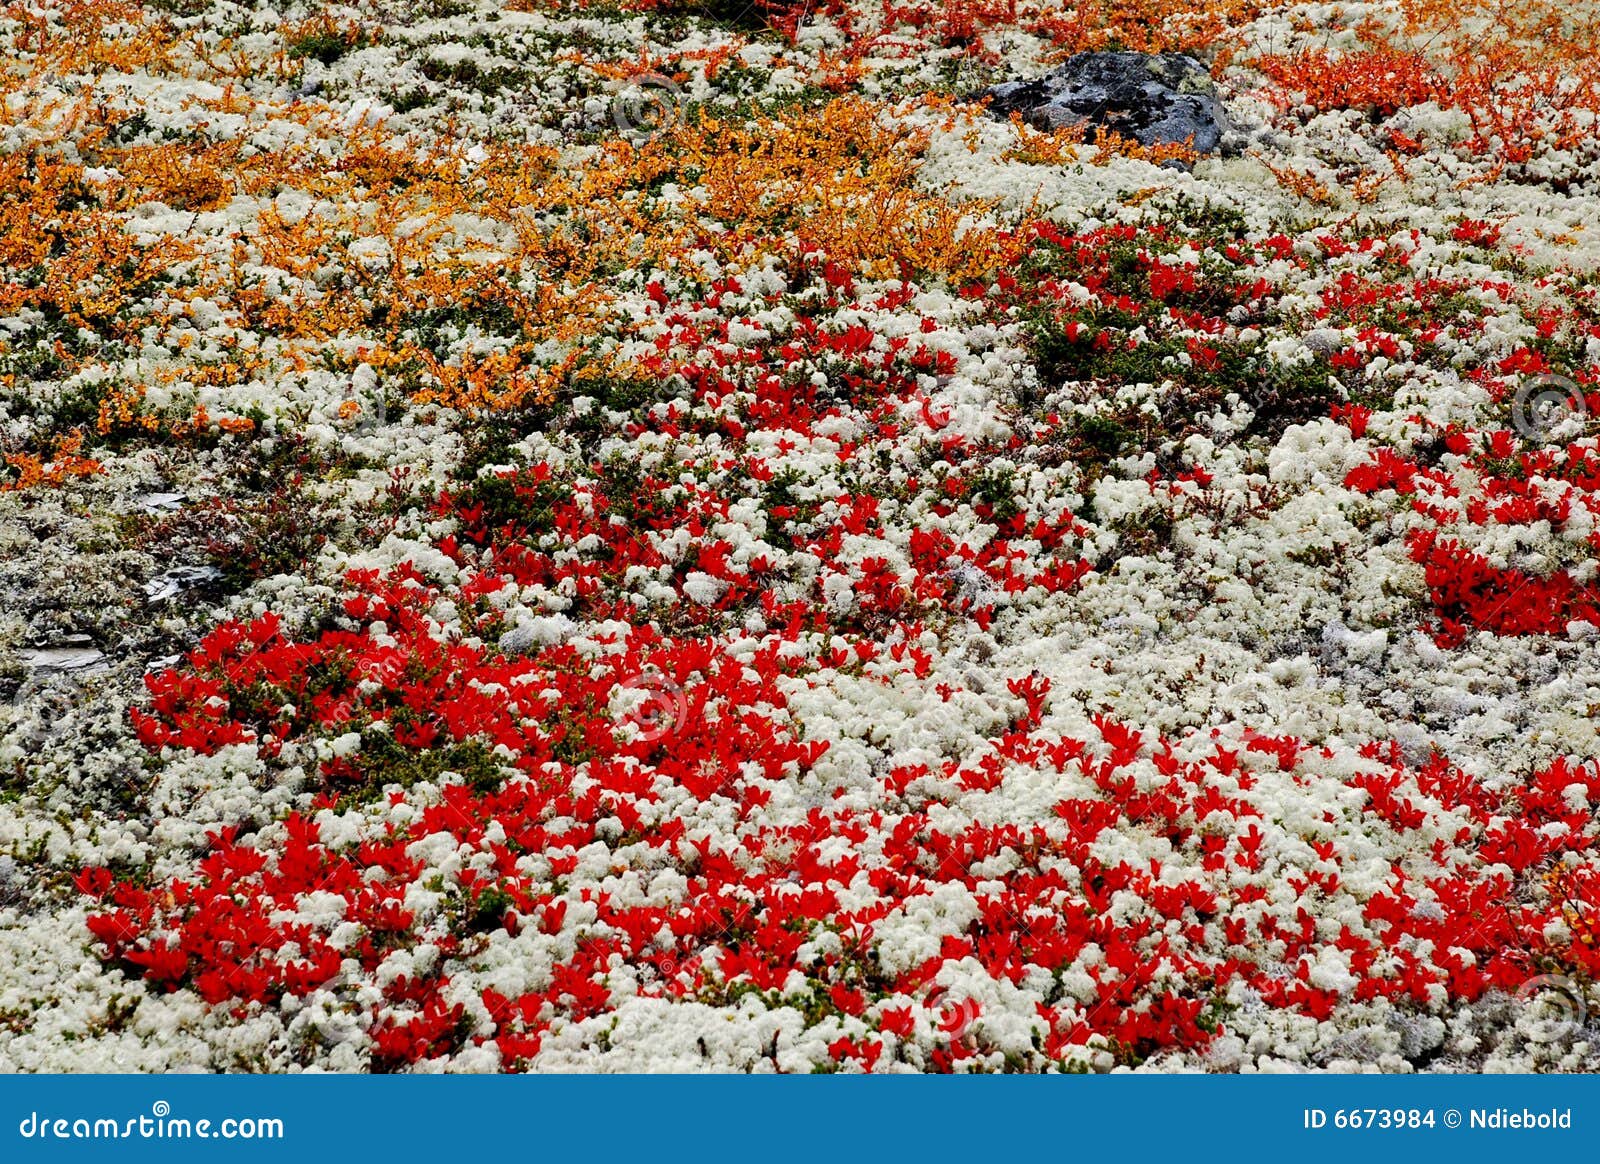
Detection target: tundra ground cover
<box><xmin>4</xmin><ymin>0</ymin><xmax>1600</xmax><ymax>1072</ymax></box>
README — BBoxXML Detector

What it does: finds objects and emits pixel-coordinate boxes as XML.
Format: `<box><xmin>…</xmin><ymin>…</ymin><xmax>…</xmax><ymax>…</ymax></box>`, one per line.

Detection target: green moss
<box><xmin>453</xmin><ymin>460</ymin><xmax>569</xmax><ymax>537</ymax></box>
<box><xmin>464</xmin><ymin>885</ymin><xmax>518</xmax><ymax>933</ymax></box>
<box><xmin>344</xmin><ymin>735</ymin><xmax>509</xmax><ymax>801</ymax></box>
<box><xmin>388</xmin><ymin>86</ymin><xmax>434</xmax><ymax>114</ymax></box>
<box><xmin>288</xmin><ymin>28</ymin><xmax>372</xmax><ymax>66</ymax></box>
<box><xmin>418</xmin><ymin>57</ymin><xmax>532</xmax><ymax>97</ymax></box>
<box><xmin>1068</xmin><ymin>413</ymin><xmax>1134</xmax><ymax>459</ymax></box>
<box><xmin>964</xmin><ymin>465</ymin><xmax>1023</xmax><ymax>524</ymax></box>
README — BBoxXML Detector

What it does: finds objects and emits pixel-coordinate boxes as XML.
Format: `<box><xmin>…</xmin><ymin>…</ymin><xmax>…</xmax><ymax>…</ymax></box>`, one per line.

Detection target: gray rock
<box><xmin>133</xmin><ymin>490</ymin><xmax>187</xmax><ymax>514</ymax></box>
<box><xmin>19</xmin><ymin>636</ymin><xmax>104</xmax><ymax>675</ymax></box>
<box><xmin>143</xmin><ymin>565</ymin><xmax>222</xmax><ymax>604</ymax></box>
<box><xmin>981</xmin><ymin>52</ymin><xmax>1230</xmax><ymax>159</ymax></box>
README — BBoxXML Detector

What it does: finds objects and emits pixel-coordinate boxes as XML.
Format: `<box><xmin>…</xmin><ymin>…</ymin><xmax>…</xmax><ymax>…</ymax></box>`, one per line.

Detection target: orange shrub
<box><xmin>1</xmin><ymin>431</ymin><xmax>102</xmax><ymax>491</ymax></box>
<box><xmin>1253</xmin><ymin>47</ymin><xmax>1436</xmax><ymax>118</ymax></box>
<box><xmin>1252</xmin><ymin>0</ymin><xmax>1600</xmax><ymax>171</ymax></box>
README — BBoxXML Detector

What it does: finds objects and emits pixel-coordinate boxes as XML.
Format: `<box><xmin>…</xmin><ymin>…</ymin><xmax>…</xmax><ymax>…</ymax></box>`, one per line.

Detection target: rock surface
<box><xmin>982</xmin><ymin>52</ymin><xmax>1229</xmax><ymax>156</ymax></box>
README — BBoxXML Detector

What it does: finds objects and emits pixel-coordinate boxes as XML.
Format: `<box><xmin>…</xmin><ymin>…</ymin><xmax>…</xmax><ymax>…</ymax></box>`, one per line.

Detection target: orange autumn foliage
<box><xmin>4</xmin><ymin>31</ymin><xmax>1010</xmax><ymax>421</ymax></box>
<box><xmin>1254</xmin><ymin>47</ymin><xmax>1435</xmax><ymax>118</ymax></box>
<box><xmin>1</xmin><ymin>430</ymin><xmax>102</xmax><ymax>492</ymax></box>
<box><xmin>1251</xmin><ymin>0</ymin><xmax>1600</xmax><ymax>170</ymax></box>
<box><xmin>1002</xmin><ymin>114</ymin><xmax>1201</xmax><ymax>169</ymax></box>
